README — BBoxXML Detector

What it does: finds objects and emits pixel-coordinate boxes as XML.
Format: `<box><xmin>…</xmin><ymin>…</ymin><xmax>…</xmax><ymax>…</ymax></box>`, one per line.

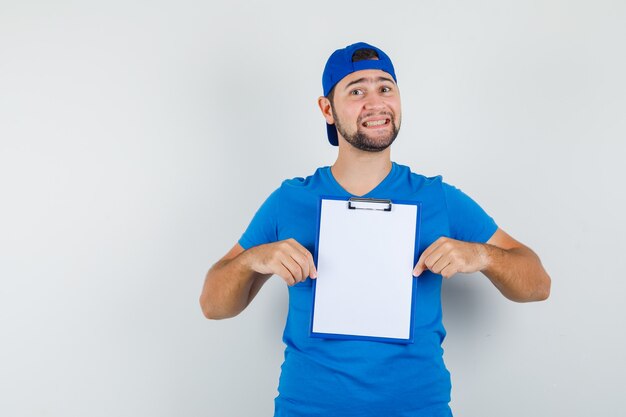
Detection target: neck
<box><xmin>331</xmin><ymin>142</ymin><xmax>392</xmax><ymax>197</ymax></box>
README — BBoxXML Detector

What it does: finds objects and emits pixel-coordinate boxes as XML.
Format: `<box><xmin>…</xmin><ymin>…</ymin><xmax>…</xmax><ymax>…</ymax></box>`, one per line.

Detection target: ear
<box><xmin>317</xmin><ymin>96</ymin><xmax>334</xmax><ymax>125</ymax></box>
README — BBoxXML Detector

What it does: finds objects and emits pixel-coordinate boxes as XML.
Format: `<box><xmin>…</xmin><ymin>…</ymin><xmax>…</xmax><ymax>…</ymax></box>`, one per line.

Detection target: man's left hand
<box><xmin>412</xmin><ymin>236</ymin><xmax>487</xmax><ymax>279</ymax></box>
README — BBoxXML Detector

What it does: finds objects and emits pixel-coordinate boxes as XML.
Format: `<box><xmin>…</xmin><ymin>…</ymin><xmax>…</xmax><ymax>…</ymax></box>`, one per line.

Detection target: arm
<box><xmin>413</xmin><ymin>228</ymin><xmax>550</xmax><ymax>303</ymax></box>
<box><xmin>481</xmin><ymin>228</ymin><xmax>551</xmax><ymax>302</ymax></box>
<box><xmin>199</xmin><ymin>239</ymin><xmax>317</xmax><ymax>320</ymax></box>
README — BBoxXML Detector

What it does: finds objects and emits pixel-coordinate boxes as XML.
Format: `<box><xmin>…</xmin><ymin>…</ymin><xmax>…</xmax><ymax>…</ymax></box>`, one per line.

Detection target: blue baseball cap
<box><xmin>322</xmin><ymin>42</ymin><xmax>397</xmax><ymax>146</ymax></box>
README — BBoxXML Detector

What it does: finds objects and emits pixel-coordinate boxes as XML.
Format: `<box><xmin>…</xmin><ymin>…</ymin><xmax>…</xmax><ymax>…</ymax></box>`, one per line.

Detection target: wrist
<box><xmin>478</xmin><ymin>243</ymin><xmax>494</xmax><ymax>272</ymax></box>
<box><xmin>236</xmin><ymin>244</ymin><xmax>268</xmax><ymax>278</ymax></box>
<box><xmin>236</xmin><ymin>246</ymin><xmax>256</xmax><ymax>272</ymax></box>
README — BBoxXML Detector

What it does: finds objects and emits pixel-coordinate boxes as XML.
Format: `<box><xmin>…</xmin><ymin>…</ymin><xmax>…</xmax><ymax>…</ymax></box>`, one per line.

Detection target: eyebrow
<box><xmin>343</xmin><ymin>76</ymin><xmax>395</xmax><ymax>90</ymax></box>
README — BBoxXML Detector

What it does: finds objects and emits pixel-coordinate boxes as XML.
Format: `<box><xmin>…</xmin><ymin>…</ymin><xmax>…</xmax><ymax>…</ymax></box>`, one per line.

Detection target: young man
<box><xmin>200</xmin><ymin>42</ymin><xmax>550</xmax><ymax>417</ymax></box>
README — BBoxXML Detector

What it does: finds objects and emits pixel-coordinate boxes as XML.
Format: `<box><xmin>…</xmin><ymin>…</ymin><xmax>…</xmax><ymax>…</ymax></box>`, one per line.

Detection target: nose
<box><xmin>363</xmin><ymin>93</ymin><xmax>387</xmax><ymax>110</ymax></box>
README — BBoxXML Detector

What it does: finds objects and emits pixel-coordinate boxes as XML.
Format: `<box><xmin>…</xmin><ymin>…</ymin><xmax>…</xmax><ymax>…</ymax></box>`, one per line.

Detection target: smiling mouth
<box><xmin>362</xmin><ymin>119</ymin><xmax>390</xmax><ymax>128</ymax></box>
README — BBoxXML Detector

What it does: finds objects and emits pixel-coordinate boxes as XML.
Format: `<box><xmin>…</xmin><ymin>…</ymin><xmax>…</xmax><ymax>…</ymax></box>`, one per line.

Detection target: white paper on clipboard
<box><xmin>311</xmin><ymin>197</ymin><xmax>419</xmax><ymax>342</ymax></box>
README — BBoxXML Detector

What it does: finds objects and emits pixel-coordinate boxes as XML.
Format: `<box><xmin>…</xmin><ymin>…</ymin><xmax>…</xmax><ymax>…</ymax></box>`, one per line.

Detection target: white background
<box><xmin>1</xmin><ymin>1</ymin><xmax>624</xmax><ymax>416</ymax></box>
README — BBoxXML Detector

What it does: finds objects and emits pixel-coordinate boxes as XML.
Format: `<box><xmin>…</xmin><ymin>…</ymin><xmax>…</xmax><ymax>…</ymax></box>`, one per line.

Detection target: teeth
<box><xmin>365</xmin><ymin>119</ymin><xmax>387</xmax><ymax>127</ymax></box>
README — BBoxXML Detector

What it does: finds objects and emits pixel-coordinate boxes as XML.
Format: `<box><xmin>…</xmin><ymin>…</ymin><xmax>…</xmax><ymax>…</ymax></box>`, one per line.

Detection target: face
<box><xmin>326</xmin><ymin>69</ymin><xmax>402</xmax><ymax>152</ymax></box>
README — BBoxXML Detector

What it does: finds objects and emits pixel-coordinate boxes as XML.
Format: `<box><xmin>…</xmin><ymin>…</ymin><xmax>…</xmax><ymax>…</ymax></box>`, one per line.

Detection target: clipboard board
<box><xmin>310</xmin><ymin>196</ymin><xmax>422</xmax><ymax>344</ymax></box>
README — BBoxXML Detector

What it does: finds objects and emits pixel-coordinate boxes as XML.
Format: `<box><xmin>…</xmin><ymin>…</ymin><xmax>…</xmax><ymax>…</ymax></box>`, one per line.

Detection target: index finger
<box><xmin>307</xmin><ymin>250</ymin><xmax>317</xmax><ymax>279</ymax></box>
<box><xmin>287</xmin><ymin>238</ymin><xmax>317</xmax><ymax>279</ymax></box>
<box><xmin>413</xmin><ymin>237</ymin><xmax>446</xmax><ymax>276</ymax></box>
<box><xmin>413</xmin><ymin>252</ymin><xmax>427</xmax><ymax>277</ymax></box>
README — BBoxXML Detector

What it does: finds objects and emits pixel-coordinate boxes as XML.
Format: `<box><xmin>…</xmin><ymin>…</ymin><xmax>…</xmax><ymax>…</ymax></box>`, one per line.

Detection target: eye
<box><xmin>381</xmin><ymin>86</ymin><xmax>392</xmax><ymax>93</ymax></box>
<box><xmin>350</xmin><ymin>89</ymin><xmax>364</xmax><ymax>96</ymax></box>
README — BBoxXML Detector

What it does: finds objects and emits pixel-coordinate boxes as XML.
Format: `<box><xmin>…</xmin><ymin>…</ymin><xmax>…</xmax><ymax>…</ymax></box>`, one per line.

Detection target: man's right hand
<box><xmin>200</xmin><ymin>238</ymin><xmax>317</xmax><ymax>319</ymax></box>
<box><xmin>245</xmin><ymin>238</ymin><xmax>317</xmax><ymax>286</ymax></box>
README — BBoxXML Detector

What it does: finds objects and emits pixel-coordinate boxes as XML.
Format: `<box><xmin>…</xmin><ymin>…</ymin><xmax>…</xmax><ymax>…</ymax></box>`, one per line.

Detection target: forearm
<box><xmin>480</xmin><ymin>244</ymin><xmax>551</xmax><ymax>302</ymax></box>
<box><xmin>200</xmin><ymin>248</ymin><xmax>268</xmax><ymax>320</ymax></box>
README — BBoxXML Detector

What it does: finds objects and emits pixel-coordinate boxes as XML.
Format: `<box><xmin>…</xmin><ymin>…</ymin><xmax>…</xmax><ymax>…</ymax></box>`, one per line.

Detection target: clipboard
<box><xmin>310</xmin><ymin>196</ymin><xmax>421</xmax><ymax>344</ymax></box>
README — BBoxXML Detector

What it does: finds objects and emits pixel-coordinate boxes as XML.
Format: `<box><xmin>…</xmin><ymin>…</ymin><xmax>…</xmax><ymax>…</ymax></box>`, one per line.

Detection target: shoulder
<box><xmin>393</xmin><ymin>162</ymin><xmax>446</xmax><ymax>192</ymax></box>
<box><xmin>278</xmin><ymin>166</ymin><xmax>326</xmax><ymax>190</ymax></box>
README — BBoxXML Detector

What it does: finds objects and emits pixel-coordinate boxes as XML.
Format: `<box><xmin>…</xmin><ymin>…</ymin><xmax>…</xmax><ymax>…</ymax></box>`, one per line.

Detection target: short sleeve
<box><xmin>442</xmin><ymin>182</ymin><xmax>498</xmax><ymax>243</ymax></box>
<box><xmin>238</xmin><ymin>186</ymin><xmax>281</xmax><ymax>250</ymax></box>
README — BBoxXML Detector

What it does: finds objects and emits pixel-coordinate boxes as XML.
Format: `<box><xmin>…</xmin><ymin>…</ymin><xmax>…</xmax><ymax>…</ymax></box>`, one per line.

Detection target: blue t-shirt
<box><xmin>238</xmin><ymin>162</ymin><xmax>497</xmax><ymax>417</ymax></box>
